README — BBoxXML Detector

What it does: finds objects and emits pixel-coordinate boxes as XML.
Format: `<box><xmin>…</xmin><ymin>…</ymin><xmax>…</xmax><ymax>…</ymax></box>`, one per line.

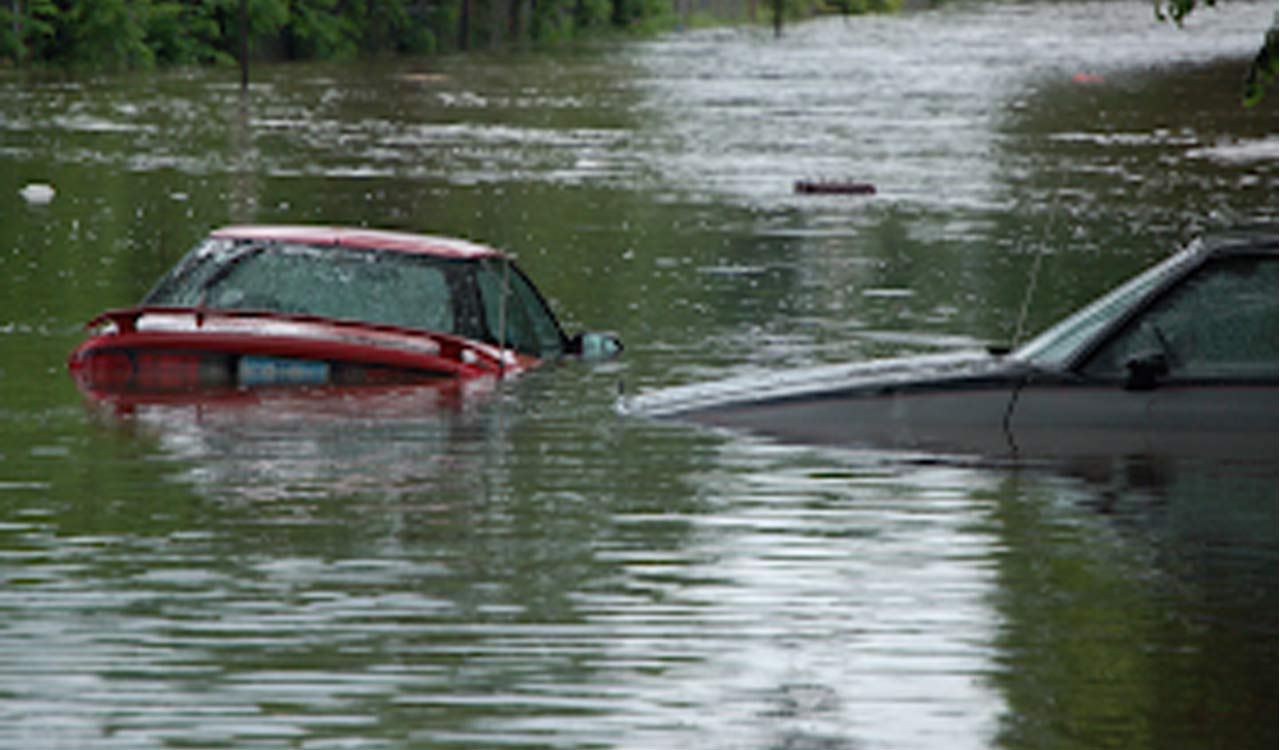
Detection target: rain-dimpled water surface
<box><xmin>1</xmin><ymin>2</ymin><xmax>1276</xmax><ymax>748</ymax></box>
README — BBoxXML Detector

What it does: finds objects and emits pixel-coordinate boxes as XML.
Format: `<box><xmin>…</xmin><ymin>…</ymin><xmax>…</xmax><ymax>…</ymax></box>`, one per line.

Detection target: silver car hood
<box><xmin>627</xmin><ymin>350</ymin><xmax>1021</xmax><ymax>418</ymax></box>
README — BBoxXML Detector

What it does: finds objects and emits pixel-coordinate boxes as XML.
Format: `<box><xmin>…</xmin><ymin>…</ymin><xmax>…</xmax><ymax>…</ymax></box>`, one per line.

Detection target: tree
<box><xmin>1243</xmin><ymin>22</ymin><xmax>1279</xmax><ymax>107</ymax></box>
<box><xmin>0</xmin><ymin>0</ymin><xmax>737</xmax><ymax>69</ymax></box>
<box><xmin>1</xmin><ymin>0</ymin><xmax>57</xmax><ymax>64</ymax></box>
<box><xmin>55</xmin><ymin>0</ymin><xmax>153</xmax><ymax>69</ymax></box>
<box><xmin>285</xmin><ymin>0</ymin><xmax>357</xmax><ymax>58</ymax></box>
<box><xmin>1156</xmin><ymin>0</ymin><xmax>1278</xmax><ymax>106</ymax></box>
<box><xmin>147</xmin><ymin>2</ymin><xmax>230</xmax><ymax>66</ymax></box>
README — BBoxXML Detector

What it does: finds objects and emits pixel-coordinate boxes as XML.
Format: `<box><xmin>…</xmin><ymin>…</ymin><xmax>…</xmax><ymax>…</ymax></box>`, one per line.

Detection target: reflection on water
<box><xmin>4</xmin><ymin>404</ymin><xmax>1272</xmax><ymax>748</ymax></box>
<box><xmin>89</xmin><ymin>382</ymin><xmax>504</xmax><ymax>501</ymax></box>
<box><xmin>1</xmin><ymin>1</ymin><xmax>1276</xmax><ymax>748</ymax></box>
<box><xmin>988</xmin><ymin>456</ymin><xmax>1277</xmax><ymax>750</ymax></box>
<box><xmin>2</xmin><ymin>412</ymin><xmax>1011</xmax><ymax>749</ymax></box>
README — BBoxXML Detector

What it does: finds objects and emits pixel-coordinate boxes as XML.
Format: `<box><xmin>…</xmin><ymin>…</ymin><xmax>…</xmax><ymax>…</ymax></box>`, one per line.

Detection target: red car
<box><xmin>69</xmin><ymin>225</ymin><xmax>620</xmax><ymax>397</ymax></box>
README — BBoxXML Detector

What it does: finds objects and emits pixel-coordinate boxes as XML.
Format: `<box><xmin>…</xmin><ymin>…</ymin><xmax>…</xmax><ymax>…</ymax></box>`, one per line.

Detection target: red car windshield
<box><xmin>143</xmin><ymin>239</ymin><xmax>566</xmax><ymax>358</ymax></box>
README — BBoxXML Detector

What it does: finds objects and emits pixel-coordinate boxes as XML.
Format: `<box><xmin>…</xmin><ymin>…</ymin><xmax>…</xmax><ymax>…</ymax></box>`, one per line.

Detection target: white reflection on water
<box><xmin>96</xmin><ymin>382</ymin><xmax>504</xmax><ymax>501</ymax></box>
<box><xmin>568</xmin><ymin>440</ymin><xmax>1005</xmax><ymax>748</ymax></box>
<box><xmin>3</xmin><ymin>374</ymin><xmax>1276</xmax><ymax>749</ymax></box>
<box><xmin>0</xmin><ymin>427</ymin><xmax>1009</xmax><ymax>749</ymax></box>
<box><xmin>630</xmin><ymin>1</ymin><xmax>1266</xmax><ymax>211</ymax></box>
<box><xmin>0</xmin><ymin>2</ymin><xmax>1264</xmax><ymax>210</ymax></box>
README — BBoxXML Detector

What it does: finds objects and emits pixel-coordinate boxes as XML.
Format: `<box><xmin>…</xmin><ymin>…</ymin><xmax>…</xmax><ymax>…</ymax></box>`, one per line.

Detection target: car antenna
<box><xmin>1010</xmin><ymin>251</ymin><xmax>1045</xmax><ymax>350</ymax></box>
<box><xmin>1007</xmin><ymin>203</ymin><xmax>1060</xmax><ymax>352</ymax></box>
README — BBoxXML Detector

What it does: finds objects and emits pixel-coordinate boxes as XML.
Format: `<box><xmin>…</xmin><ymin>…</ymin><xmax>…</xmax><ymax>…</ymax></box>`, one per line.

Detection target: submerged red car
<box><xmin>69</xmin><ymin>225</ymin><xmax>621</xmax><ymax>396</ymax></box>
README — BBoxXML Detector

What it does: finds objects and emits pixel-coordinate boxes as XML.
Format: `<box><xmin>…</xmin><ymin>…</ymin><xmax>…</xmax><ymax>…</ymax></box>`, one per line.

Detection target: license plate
<box><xmin>237</xmin><ymin>356</ymin><xmax>330</xmax><ymax>386</ymax></box>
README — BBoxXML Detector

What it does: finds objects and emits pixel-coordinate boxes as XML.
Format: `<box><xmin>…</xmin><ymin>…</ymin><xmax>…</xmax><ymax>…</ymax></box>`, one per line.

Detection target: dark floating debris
<box><xmin>794</xmin><ymin>179</ymin><xmax>876</xmax><ymax>196</ymax></box>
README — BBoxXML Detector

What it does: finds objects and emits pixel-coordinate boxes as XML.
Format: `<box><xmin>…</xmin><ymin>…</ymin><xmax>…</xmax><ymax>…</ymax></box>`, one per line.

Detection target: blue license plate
<box><xmin>237</xmin><ymin>356</ymin><xmax>330</xmax><ymax>386</ymax></box>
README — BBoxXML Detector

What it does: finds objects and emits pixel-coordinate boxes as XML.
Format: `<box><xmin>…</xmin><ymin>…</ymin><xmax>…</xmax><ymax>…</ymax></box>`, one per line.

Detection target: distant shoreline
<box><xmin>0</xmin><ymin>0</ymin><xmax>905</xmax><ymax>73</ymax></box>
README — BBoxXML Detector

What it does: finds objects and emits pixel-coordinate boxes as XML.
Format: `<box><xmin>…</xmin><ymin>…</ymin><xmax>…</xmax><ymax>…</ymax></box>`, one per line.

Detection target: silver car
<box><xmin>631</xmin><ymin>230</ymin><xmax>1278</xmax><ymax>460</ymax></box>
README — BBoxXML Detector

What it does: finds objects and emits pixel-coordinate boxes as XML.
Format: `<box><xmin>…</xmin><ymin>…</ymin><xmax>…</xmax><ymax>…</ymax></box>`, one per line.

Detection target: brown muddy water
<box><xmin>1</xmin><ymin>2</ymin><xmax>1276</xmax><ymax>748</ymax></box>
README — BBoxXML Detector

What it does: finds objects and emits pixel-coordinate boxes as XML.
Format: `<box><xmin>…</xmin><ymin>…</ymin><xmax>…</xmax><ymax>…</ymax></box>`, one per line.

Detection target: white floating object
<box><xmin>861</xmin><ymin>287</ymin><xmax>915</xmax><ymax>299</ymax></box>
<box><xmin>20</xmin><ymin>183</ymin><xmax>56</xmax><ymax>204</ymax></box>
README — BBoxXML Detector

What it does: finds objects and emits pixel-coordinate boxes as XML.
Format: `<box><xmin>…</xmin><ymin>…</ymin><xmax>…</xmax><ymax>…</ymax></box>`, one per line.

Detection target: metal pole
<box><xmin>495</xmin><ymin>256</ymin><xmax>511</xmax><ymax>377</ymax></box>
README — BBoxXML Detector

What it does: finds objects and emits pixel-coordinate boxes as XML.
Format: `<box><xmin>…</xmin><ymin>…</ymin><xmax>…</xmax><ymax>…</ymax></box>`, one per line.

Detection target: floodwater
<box><xmin>1</xmin><ymin>2</ymin><xmax>1276</xmax><ymax>748</ymax></box>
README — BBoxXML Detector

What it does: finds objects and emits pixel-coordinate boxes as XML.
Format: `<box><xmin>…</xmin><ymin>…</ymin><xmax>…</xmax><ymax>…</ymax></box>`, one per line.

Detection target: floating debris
<box><xmin>794</xmin><ymin>179</ymin><xmax>876</xmax><ymax>196</ymax></box>
<box><xmin>398</xmin><ymin>72</ymin><xmax>449</xmax><ymax>84</ymax></box>
<box><xmin>19</xmin><ymin>183</ymin><xmax>56</xmax><ymax>204</ymax></box>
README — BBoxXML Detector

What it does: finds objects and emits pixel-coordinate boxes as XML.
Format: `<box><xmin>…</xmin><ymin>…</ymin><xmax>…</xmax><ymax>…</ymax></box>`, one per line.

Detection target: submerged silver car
<box><xmin>631</xmin><ymin>230</ymin><xmax>1278</xmax><ymax>460</ymax></box>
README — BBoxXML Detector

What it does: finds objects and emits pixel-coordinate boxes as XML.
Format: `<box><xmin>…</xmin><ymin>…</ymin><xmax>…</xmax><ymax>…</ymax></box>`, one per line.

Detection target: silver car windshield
<box><xmin>1014</xmin><ymin>246</ymin><xmax>1194</xmax><ymax>370</ymax></box>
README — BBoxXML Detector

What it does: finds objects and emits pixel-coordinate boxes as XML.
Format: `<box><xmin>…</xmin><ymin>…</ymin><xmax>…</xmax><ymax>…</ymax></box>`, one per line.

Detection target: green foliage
<box><xmin>146</xmin><ymin>2</ymin><xmax>232</xmax><ymax>65</ymax></box>
<box><xmin>63</xmin><ymin>0</ymin><xmax>155</xmax><ymax>69</ymax></box>
<box><xmin>286</xmin><ymin>0</ymin><xmax>357</xmax><ymax>59</ymax></box>
<box><xmin>349</xmin><ymin>0</ymin><xmax>414</xmax><ymax>53</ymax></box>
<box><xmin>0</xmin><ymin>0</ymin><xmax>58</xmax><ymax>64</ymax></box>
<box><xmin>0</xmin><ymin>0</ymin><xmax>896</xmax><ymax>70</ymax></box>
<box><xmin>822</xmin><ymin>0</ymin><xmax>901</xmax><ymax>14</ymax></box>
<box><xmin>1156</xmin><ymin>0</ymin><xmax>1276</xmax><ymax>107</ymax></box>
<box><xmin>250</xmin><ymin>0</ymin><xmax>290</xmax><ymax>36</ymax></box>
<box><xmin>1154</xmin><ymin>0</ymin><xmax>1211</xmax><ymax>25</ymax></box>
<box><xmin>530</xmin><ymin>0</ymin><xmax>573</xmax><ymax>43</ymax></box>
<box><xmin>574</xmin><ymin>0</ymin><xmax>612</xmax><ymax>31</ymax></box>
<box><xmin>421</xmin><ymin>0</ymin><xmax>456</xmax><ymax>50</ymax></box>
<box><xmin>1243</xmin><ymin>21</ymin><xmax>1277</xmax><ymax>107</ymax></box>
<box><xmin>611</xmin><ymin>0</ymin><xmax>673</xmax><ymax>31</ymax></box>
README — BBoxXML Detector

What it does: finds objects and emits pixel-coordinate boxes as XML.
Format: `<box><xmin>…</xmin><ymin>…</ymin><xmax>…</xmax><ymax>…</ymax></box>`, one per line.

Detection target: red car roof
<box><xmin>210</xmin><ymin>225</ymin><xmax>507</xmax><ymax>260</ymax></box>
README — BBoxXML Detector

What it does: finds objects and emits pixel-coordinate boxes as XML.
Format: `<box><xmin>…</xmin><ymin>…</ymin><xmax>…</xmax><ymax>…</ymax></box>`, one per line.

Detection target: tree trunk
<box><xmin>239</xmin><ymin>0</ymin><xmax>250</xmax><ymax>89</ymax></box>
<box><xmin>12</xmin><ymin>0</ymin><xmax>23</xmax><ymax>65</ymax></box>
<box><xmin>459</xmin><ymin>0</ymin><xmax>472</xmax><ymax>50</ymax></box>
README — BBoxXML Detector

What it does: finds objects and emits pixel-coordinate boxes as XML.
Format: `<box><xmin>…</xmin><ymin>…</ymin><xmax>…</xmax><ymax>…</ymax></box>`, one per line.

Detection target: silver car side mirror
<box><xmin>568</xmin><ymin>332</ymin><xmax>623</xmax><ymax>360</ymax></box>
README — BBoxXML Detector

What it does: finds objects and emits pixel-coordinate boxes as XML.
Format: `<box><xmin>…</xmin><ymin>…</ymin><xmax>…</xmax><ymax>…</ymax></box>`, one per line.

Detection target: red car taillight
<box><xmin>133</xmin><ymin>353</ymin><xmax>204</xmax><ymax>390</ymax></box>
<box><xmin>73</xmin><ymin>350</ymin><xmax>223</xmax><ymax>392</ymax></box>
<box><xmin>74</xmin><ymin>350</ymin><xmax>134</xmax><ymax>389</ymax></box>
